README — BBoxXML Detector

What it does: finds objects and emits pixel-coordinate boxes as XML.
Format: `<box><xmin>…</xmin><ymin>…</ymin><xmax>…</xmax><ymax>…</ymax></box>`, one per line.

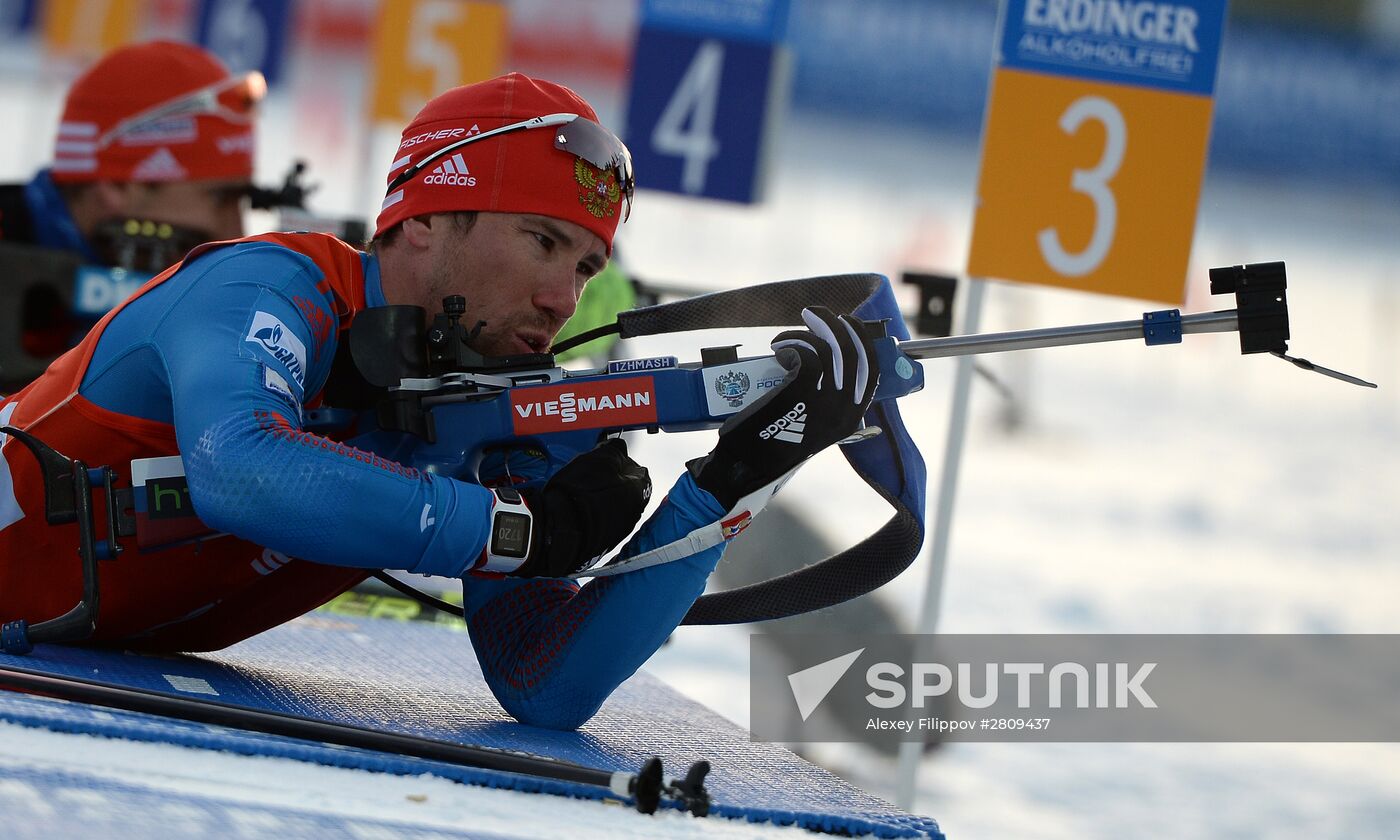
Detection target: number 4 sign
<box><xmin>652</xmin><ymin>39</ymin><xmax>724</xmax><ymax>195</ymax></box>
<box><xmin>624</xmin><ymin>0</ymin><xmax>791</xmax><ymax>204</ymax></box>
<box><xmin>968</xmin><ymin>0</ymin><xmax>1229</xmax><ymax>304</ymax></box>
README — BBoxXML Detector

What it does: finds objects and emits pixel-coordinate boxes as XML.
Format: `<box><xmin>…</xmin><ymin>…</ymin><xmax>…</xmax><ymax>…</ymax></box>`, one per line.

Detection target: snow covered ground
<box><xmin>3</xmin><ymin>37</ymin><xmax>1399</xmax><ymax>840</ymax></box>
<box><xmin>0</xmin><ymin>722</ymin><xmax>807</xmax><ymax>840</ymax></box>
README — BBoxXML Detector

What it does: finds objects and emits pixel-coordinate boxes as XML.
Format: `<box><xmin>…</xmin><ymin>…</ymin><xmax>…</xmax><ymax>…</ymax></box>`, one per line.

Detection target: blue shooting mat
<box><xmin>0</xmin><ymin>613</ymin><xmax>944</xmax><ymax>839</ymax></box>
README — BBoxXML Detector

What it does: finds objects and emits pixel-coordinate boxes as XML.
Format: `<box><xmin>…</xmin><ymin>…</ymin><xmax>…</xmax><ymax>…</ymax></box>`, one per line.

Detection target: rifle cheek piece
<box><xmin>349</xmin><ymin>305</ymin><xmax>431</xmax><ymax>387</ymax></box>
<box><xmin>426</xmin><ymin>295</ymin><xmax>555</xmax><ymax>375</ymax></box>
<box><xmin>329</xmin><ymin>296</ymin><xmax>561</xmax><ymax>444</ymax></box>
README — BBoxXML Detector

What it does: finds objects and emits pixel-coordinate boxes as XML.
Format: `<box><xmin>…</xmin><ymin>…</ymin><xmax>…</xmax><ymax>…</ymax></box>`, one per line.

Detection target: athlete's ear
<box><xmin>399</xmin><ymin>216</ymin><xmax>434</xmax><ymax>250</ymax></box>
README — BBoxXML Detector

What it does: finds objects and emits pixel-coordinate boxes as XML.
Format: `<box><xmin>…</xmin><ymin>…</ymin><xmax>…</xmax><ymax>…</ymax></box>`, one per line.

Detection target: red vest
<box><xmin>0</xmin><ymin>233</ymin><xmax>371</xmax><ymax>651</ymax></box>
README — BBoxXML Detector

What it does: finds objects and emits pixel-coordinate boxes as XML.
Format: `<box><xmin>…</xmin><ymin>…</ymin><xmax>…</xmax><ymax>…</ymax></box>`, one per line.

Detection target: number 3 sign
<box><xmin>968</xmin><ymin>0</ymin><xmax>1228</xmax><ymax>304</ymax></box>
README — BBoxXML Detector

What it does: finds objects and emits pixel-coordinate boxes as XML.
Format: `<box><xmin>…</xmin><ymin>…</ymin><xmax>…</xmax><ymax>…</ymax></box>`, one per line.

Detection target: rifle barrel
<box><xmin>897</xmin><ymin>310</ymin><xmax>1239</xmax><ymax>360</ymax></box>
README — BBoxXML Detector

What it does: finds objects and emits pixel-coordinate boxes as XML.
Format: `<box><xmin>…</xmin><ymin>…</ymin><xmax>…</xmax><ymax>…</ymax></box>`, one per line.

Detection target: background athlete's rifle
<box><xmin>252</xmin><ymin>159</ymin><xmax>370</xmax><ymax>246</ymax></box>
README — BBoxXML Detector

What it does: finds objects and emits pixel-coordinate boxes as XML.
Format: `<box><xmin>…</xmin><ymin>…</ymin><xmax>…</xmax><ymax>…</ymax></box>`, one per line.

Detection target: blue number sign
<box><xmin>194</xmin><ymin>0</ymin><xmax>291</xmax><ymax>85</ymax></box>
<box><xmin>624</xmin><ymin>0</ymin><xmax>792</xmax><ymax>204</ymax></box>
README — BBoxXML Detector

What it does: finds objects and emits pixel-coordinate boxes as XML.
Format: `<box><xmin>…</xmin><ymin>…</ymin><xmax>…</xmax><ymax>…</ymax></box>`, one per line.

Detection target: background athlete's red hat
<box><xmin>51</xmin><ymin>40</ymin><xmax>260</xmax><ymax>184</ymax></box>
<box><xmin>376</xmin><ymin>73</ymin><xmax>628</xmax><ymax>252</ymax></box>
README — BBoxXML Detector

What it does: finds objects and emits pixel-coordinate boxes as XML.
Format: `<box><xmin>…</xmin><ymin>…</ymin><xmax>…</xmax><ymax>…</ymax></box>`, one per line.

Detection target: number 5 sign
<box><xmin>368</xmin><ymin>0</ymin><xmax>507</xmax><ymax>124</ymax></box>
<box><xmin>968</xmin><ymin>0</ymin><xmax>1228</xmax><ymax>304</ymax></box>
<box><xmin>40</xmin><ymin>0</ymin><xmax>142</xmax><ymax>57</ymax></box>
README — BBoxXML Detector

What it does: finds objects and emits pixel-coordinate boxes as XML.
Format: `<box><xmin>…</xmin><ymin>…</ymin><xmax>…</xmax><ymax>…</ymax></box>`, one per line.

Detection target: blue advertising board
<box><xmin>625</xmin><ymin>0</ymin><xmax>792</xmax><ymax>204</ymax></box>
<box><xmin>997</xmin><ymin>0</ymin><xmax>1227</xmax><ymax>95</ymax></box>
<box><xmin>0</xmin><ymin>0</ymin><xmax>38</xmax><ymax>36</ymax></box>
<box><xmin>194</xmin><ymin>0</ymin><xmax>292</xmax><ymax>85</ymax></box>
<box><xmin>640</xmin><ymin>0</ymin><xmax>790</xmax><ymax>41</ymax></box>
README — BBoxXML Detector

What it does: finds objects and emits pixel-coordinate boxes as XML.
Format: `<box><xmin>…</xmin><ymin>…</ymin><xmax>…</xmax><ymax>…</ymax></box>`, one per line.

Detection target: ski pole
<box><xmin>0</xmin><ymin>663</ymin><xmax>711</xmax><ymax>816</ymax></box>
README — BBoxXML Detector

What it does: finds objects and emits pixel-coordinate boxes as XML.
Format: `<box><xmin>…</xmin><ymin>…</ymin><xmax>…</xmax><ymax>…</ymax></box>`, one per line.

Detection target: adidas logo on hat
<box><xmin>131</xmin><ymin>147</ymin><xmax>188</xmax><ymax>181</ymax></box>
<box><xmin>422</xmin><ymin>153</ymin><xmax>477</xmax><ymax>187</ymax></box>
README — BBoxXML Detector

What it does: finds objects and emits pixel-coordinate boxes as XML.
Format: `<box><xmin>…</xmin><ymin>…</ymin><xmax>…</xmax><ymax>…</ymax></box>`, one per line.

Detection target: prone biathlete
<box><xmin>0</xmin><ymin>74</ymin><xmax>876</xmax><ymax>729</ymax></box>
<box><xmin>0</xmin><ymin>41</ymin><xmax>262</xmax><ymax>386</ymax></box>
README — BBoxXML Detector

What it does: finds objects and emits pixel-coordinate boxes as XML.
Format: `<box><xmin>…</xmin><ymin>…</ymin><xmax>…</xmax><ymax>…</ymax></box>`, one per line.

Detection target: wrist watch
<box><xmin>476</xmin><ymin>487</ymin><xmax>534</xmax><ymax>573</ymax></box>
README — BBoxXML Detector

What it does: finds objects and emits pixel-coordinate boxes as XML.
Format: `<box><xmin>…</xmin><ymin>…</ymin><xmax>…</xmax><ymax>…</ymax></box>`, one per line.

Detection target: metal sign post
<box><xmin>894</xmin><ymin>277</ymin><xmax>985</xmax><ymax>808</ymax></box>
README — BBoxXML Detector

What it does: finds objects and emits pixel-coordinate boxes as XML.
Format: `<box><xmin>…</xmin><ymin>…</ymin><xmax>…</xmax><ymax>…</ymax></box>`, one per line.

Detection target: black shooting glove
<box><xmin>510</xmin><ymin>438</ymin><xmax>652</xmax><ymax>577</ymax></box>
<box><xmin>689</xmin><ymin>306</ymin><xmax>880</xmax><ymax>509</ymax></box>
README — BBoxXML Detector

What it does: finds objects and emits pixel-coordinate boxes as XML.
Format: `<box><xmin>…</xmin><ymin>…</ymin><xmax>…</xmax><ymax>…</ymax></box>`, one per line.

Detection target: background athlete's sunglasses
<box><xmin>96</xmin><ymin>71</ymin><xmax>267</xmax><ymax>150</ymax></box>
<box><xmin>386</xmin><ymin>112</ymin><xmax>634</xmax><ymax>221</ymax></box>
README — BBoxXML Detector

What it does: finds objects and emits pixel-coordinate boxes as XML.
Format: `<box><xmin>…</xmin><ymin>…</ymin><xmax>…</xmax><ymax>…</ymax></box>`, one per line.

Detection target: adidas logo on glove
<box><xmin>423</xmin><ymin>153</ymin><xmax>477</xmax><ymax>186</ymax></box>
<box><xmin>759</xmin><ymin>402</ymin><xmax>807</xmax><ymax>443</ymax></box>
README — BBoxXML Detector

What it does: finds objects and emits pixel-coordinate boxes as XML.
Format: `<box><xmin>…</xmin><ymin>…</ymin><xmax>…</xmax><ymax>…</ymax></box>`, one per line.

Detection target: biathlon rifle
<box><xmin>327</xmin><ymin>259</ymin><xmax>1373</xmax><ymax>472</ymax></box>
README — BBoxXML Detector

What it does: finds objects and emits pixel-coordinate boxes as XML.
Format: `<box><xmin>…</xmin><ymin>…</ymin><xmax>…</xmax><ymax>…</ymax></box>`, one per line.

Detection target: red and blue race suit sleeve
<box><xmin>81</xmin><ymin>240</ymin><xmax>495</xmax><ymax>576</ymax></box>
<box><xmin>461</xmin><ymin>475</ymin><xmax>726</xmax><ymax>730</ymax></box>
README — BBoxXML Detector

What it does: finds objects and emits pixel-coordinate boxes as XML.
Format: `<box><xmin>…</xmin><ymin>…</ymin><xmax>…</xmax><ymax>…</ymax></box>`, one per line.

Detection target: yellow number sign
<box><xmin>368</xmin><ymin>0</ymin><xmax>508</xmax><ymax>124</ymax></box>
<box><xmin>42</xmin><ymin>0</ymin><xmax>144</xmax><ymax>59</ymax></box>
<box><xmin>967</xmin><ymin>0</ymin><xmax>1228</xmax><ymax>304</ymax></box>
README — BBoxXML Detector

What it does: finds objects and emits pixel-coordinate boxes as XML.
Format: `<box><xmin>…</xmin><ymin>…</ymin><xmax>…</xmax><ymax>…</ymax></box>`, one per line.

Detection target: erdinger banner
<box><xmin>750</xmin><ymin>634</ymin><xmax>1400</xmax><ymax>744</ymax></box>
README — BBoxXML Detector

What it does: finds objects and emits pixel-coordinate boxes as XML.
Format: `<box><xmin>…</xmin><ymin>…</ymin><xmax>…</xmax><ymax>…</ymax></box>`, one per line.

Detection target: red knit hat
<box><xmin>52</xmin><ymin>40</ymin><xmax>261</xmax><ymax>184</ymax></box>
<box><xmin>375</xmin><ymin>73</ymin><xmax>632</xmax><ymax>252</ymax></box>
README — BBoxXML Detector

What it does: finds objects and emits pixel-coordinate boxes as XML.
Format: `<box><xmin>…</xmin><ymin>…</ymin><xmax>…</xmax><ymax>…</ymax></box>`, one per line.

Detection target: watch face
<box><xmin>491</xmin><ymin>511</ymin><xmax>531</xmax><ymax>558</ymax></box>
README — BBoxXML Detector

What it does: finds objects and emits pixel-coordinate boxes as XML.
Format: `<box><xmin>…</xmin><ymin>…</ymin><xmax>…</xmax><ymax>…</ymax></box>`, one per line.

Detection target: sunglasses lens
<box><xmin>555</xmin><ymin>119</ymin><xmax>634</xmax><ymax>221</ymax></box>
<box><xmin>216</xmin><ymin>71</ymin><xmax>267</xmax><ymax>116</ymax></box>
